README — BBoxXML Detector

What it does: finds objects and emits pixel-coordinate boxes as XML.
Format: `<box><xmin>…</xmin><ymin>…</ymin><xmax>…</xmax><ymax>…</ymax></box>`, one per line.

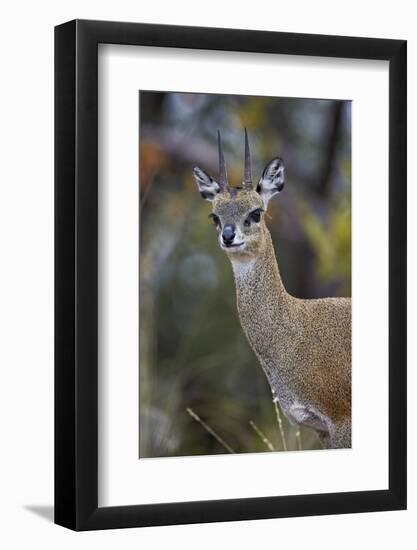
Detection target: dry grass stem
<box><xmin>273</xmin><ymin>401</ymin><xmax>288</xmax><ymax>452</ymax></box>
<box><xmin>249</xmin><ymin>420</ymin><xmax>275</xmax><ymax>451</ymax></box>
<box><xmin>295</xmin><ymin>428</ymin><xmax>302</xmax><ymax>450</ymax></box>
<box><xmin>186</xmin><ymin>407</ymin><xmax>235</xmax><ymax>454</ymax></box>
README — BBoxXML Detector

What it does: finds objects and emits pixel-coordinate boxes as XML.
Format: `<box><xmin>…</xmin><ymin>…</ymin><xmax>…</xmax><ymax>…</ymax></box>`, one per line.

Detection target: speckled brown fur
<box><xmin>194</xmin><ymin>176</ymin><xmax>351</xmax><ymax>450</ymax></box>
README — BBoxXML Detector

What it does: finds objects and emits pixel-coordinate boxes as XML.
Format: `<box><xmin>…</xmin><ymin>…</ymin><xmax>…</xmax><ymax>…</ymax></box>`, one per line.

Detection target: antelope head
<box><xmin>193</xmin><ymin>130</ymin><xmax>285</xmax><ymax>259</ymax></box>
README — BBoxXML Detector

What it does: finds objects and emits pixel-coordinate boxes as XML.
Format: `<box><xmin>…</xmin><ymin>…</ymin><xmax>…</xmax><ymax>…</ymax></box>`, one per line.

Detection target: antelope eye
<box><xmin>245</xmin><ymin>208</ymin><xmax>263</xmax><ymax>226</ymax></box>
<box><xmin>209</xmin><ymin>213</ymin><xmax>221</xmax><ymax>227</ymax></box>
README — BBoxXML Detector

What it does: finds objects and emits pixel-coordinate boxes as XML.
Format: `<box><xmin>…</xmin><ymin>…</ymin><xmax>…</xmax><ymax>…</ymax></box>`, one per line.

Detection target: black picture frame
<box><xmin>55</xmin><ymin>19</ymin><xmax>407</xmax><ymax>531</ymax></box>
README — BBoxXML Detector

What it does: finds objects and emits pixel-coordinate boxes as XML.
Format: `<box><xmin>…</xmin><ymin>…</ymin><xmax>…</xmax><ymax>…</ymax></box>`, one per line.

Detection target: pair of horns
<box><xmin>217</xmin><ymin>129</ymin><xmax>252</xmax><ymax>192</ymax></box>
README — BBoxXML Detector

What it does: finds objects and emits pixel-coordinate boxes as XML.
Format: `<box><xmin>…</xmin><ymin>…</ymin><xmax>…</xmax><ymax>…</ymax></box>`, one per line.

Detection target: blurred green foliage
<box><xmin>139</xmin><ymin>92</ymin><xmax>351</xmax><ymax>458</ymax></box>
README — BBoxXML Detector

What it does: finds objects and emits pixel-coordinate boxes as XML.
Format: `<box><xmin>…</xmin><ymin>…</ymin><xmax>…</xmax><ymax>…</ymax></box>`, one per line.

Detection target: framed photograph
<box><xmin>55</xmin><ymin>19</ymin><xmax>406</xmax><ymax>530</ymax></box>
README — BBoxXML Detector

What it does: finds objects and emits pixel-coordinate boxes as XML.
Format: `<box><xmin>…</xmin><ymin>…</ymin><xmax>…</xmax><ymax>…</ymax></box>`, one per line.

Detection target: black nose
<box><xmin>222</xmin><ymin>224</ymin><xmax>236</xmax><ymax>245</ymax></box>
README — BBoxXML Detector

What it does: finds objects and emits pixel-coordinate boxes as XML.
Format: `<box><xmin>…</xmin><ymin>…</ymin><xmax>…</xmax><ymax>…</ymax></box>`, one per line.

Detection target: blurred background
<box><xmin>139</xmin><ymin>91</ymin><xmax>351</xmax><ymax>458</ymax></box>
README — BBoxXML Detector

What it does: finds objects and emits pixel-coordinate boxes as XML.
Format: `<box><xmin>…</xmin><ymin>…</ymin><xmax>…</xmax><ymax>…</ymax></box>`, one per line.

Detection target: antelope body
<box><xmin>193</xmin><ymin>130</ymin><xmax>351</xmax><ymax>449</ymax></box>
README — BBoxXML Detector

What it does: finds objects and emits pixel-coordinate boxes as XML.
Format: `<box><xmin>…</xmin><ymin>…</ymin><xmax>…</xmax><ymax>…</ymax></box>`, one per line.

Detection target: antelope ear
<box><xmin>193</xmin><ymin>166</ymin><xmax>221</xmax><ymax>201</ymax></box>
<box><xmin>256</xmin><ymin>158</ymin><xmax>285</xmax><ymax>207</ymax></box>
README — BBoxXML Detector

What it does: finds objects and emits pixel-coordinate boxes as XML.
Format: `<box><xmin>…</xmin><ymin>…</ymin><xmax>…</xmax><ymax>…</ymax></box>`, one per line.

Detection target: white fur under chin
<box><xmin>221</xmin><ymin>243</ymin><xmax>245</xmax><ymax>251</ymax></box>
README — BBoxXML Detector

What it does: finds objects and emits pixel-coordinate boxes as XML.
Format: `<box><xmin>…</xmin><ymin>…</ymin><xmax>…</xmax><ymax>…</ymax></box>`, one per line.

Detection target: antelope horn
<box><xmin>243</xmin><ymin>128</ymin><xmax>252</xmax><ymax>190</ymax></box>
<box><xmin>217</xmin><ymin>130</ymin><xmax>228</xmax><ymax>192</ymax></box>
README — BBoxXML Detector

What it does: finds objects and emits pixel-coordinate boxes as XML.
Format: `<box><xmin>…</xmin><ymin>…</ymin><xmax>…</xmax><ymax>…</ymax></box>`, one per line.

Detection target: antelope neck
<box><xmin>230</xmin><ymin>228</ymin><xmax>292</xmax><ymax>322</ymax></box>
